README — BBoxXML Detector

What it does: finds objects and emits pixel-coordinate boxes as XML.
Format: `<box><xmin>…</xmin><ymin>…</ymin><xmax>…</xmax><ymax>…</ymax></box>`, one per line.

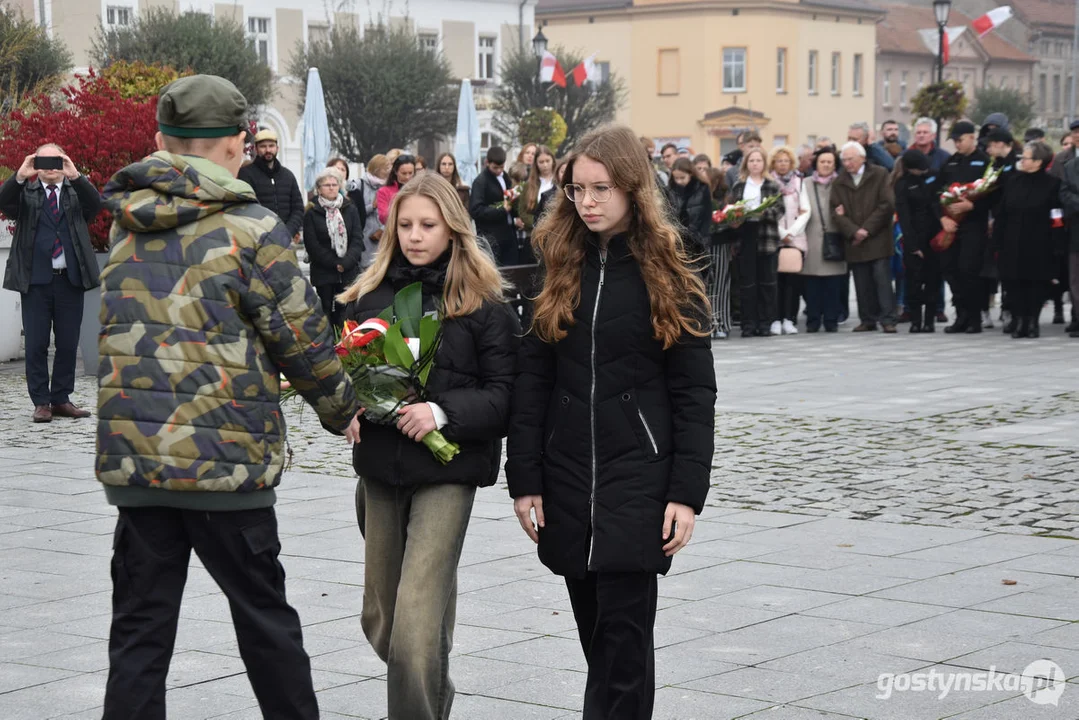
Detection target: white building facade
<box><xmin>10</xmin><ymin>0</ymin><xmax>537</xmax><ymax>181</ymax></box>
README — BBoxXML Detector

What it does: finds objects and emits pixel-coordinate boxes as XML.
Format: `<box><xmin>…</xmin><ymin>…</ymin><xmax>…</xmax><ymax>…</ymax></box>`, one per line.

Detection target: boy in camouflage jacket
<box><xmin>96</xmin><ymin>75</ymin><xmax>360</xmax><ymax>720</ymax></box>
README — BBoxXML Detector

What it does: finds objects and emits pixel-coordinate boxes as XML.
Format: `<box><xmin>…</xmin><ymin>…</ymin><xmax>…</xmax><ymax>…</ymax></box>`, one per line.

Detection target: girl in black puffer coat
<box><xmin>337</xmin><ymin>172</ymin><xmax>520</xmax><ymax>720</ymax></box>
<box><xmin>667</xmin><ymin>156</ymin><xmax>713</xmax><ymax>259</ymax></box>
<box><xmin>507</xmin><ymin>125</ymin><xmax>717</xmax><ymax>720</ymax></box>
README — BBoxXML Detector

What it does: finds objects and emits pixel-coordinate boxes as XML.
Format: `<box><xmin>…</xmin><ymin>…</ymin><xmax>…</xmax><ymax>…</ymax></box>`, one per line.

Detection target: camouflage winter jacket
<box><xmin>96</xmin><ymin>152</ymin><xmax>358</xmax><ymax>511</ymax></box>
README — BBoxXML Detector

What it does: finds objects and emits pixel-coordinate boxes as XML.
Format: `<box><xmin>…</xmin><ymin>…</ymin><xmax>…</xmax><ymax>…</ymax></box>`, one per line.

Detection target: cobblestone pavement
<box><xmin>0</xmin><ymin>314</ymin><xmax>1077</xmax><ymax>719</ymax></box>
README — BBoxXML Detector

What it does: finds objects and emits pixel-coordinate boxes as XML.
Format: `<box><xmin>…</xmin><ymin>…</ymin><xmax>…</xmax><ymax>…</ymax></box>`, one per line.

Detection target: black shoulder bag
<box><xmin>813</xmin><ymin>181</ymin><xmax>845</xmax><ymax>262</ymax></box>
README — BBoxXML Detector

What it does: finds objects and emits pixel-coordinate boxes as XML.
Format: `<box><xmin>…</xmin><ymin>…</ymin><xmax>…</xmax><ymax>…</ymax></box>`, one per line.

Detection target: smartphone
<box><xmin>34</xmin><ymin>156</ymin><xmax>63</xmax><ymax>171</ymax></box>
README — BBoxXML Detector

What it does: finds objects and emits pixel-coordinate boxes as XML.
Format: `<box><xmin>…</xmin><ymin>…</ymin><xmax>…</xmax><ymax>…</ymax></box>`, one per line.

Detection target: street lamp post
<box><xmin>933</xmin><ymin>0</ymin><xmax>952</xmax><ymax>146</ymax></box>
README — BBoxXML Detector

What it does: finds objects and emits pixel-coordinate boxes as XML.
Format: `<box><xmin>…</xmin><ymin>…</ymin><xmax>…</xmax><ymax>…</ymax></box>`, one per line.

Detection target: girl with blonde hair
<box><xmin>728</xmin><ymin>147</ymin><xmax>784</xmax><ymax>337</ymax></box>
<box><xmin>506</xmin><ymin>124</ymin><xmax>717</xmax><ymax>719</ymax></box>
<box><xmin>338</xmin><ymin>172</ymin><xmax>520</xmax><ymax>720</ymax></box>
<box><xmin>768</xmin><ymin>145</ymin><xmax>811</xmax><ymax>334</ymax></box>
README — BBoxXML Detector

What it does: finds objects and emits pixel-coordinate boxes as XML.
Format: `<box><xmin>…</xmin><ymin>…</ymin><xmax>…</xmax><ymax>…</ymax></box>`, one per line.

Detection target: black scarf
<box><xmin>387</xmin><ymin>250</ymin><xmax>450</xmax><ymax>311</ymax></box>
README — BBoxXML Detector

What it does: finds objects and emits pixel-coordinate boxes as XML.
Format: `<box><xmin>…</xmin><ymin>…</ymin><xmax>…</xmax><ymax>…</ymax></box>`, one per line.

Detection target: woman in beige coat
<box><xmin>802</xmin><ymin>148</ymin><xmax>848</xmax><ymax>332</ymax></box>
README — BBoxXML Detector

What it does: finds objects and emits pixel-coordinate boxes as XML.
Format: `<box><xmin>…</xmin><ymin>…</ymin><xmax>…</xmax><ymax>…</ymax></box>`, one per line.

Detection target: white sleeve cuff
<box><xmin>427</xmin><ymin>402</ymin><xmax>448</xmax><ymax>430</ymax></box>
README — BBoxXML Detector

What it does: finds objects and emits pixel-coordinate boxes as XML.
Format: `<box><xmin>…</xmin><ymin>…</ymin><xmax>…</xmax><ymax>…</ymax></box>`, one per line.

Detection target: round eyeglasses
<box><xmin>564</xmin><ymin>183</ymin><xmax>614</xmax><ymax>204</ymax></box>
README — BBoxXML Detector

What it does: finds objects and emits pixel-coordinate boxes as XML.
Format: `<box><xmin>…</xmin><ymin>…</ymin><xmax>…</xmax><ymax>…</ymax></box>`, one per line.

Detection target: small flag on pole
<box><xmin>918</xmin><ymin>26</ymin><xmax>965</xmax><ymax>66</ymax></box>
<box><xmin>570</xmin><ymin>53</ymin><xmax>599</xmax><ymax>87</ymax></box>
<box><xmin>539</xmin><ymin>51</ymin><xmax>567</xmax><ymax>88</ymax></box>
<box><xmin>971</xmin><ymin>6</ymin><xmax>1014</xmax><ymax>38</ymax></box>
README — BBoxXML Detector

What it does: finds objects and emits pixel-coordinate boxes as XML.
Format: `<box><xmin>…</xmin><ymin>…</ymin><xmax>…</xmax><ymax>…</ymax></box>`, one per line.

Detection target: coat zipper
<box><xmin>637</xmin><ymin>408</ymin><xmax>658</xmax><ymax>455</ymax></box>
<box><xmin>587</xmin><ymin>252</ymin><xmax>606</xmax><ymax>569</ymax></box>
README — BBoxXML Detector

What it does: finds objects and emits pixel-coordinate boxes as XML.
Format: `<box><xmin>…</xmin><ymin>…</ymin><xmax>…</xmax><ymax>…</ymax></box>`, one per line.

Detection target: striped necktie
<box><xmin>46</xmin><ymin>186</ymin><xmax>62</xmax><ymax>260</ymax></box>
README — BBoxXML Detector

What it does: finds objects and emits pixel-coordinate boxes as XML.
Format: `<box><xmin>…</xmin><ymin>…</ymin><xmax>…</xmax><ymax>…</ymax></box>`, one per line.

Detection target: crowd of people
<box><xmin>289</xmin><ymin>116</ymin><xmax>1077</xmax><ymax>345</ymax></box>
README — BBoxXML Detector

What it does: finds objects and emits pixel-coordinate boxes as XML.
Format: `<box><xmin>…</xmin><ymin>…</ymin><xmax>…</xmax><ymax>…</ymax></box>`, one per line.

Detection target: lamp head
<box><xmin>532</xmin><ymin>29</ymin><xmax>548</xmax><ymax>57</ymax></box>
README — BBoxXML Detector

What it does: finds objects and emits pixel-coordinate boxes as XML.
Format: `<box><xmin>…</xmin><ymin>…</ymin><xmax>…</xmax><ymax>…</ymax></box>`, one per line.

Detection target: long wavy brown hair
<box><xmin>337</xmin><ymin>173</ymin><xmax>509</xmax><ymax>318</ymax></box>
<box><xmin>530</xmin><ymin>124</ymin><xmax>710</xmax><ymax>349</ymax></box>
<box><xmin>523</xmin><ymin>145</ymin><xmax>556</xmax><ymax>213</ymax></box>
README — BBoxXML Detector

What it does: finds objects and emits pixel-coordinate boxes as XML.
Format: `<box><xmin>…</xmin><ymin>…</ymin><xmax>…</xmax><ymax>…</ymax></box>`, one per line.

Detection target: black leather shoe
<box><xmin>944</xmin><ymin>316</ymin><xmax>968</xmax><ymax>334</ymax></box>
<box><xmin>965</xmin><ymin>323</ymin><xmax>982</xmax><ymax>334</ymax></box>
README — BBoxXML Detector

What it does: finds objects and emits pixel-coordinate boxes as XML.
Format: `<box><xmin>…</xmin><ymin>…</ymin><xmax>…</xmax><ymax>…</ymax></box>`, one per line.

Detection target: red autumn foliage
<box><xmin>0</xmin><ymin>69</ymin><xmax>159</xmax><ymax>250</ymax></box>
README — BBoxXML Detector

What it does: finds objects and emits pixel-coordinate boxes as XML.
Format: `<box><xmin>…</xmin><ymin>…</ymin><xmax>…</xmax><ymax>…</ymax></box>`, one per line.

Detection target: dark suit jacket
<box><xmin>0</xmin><ymin>174</ymin><xmax>102</xmax><ymax>293</ymax></box>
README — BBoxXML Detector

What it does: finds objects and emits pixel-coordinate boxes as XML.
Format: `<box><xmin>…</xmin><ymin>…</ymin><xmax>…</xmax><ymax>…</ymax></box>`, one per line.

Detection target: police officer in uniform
<box><xmin>937</xmin><ymin>121</ymin><xmax>993</xmax><ymax>334</ymax></box>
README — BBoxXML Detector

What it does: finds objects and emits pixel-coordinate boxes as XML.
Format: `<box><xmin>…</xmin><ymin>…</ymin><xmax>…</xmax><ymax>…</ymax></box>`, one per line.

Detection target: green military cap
<box><xmin>157</xmin><ymin>75</ymin><xmax>249</xmax><ymax>139</ymax></box>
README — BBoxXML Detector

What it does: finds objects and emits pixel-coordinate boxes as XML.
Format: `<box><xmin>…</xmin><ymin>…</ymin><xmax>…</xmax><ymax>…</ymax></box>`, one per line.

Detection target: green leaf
<box><xmin>377</xmin><ymin>304</ymin><xmax>394</xmax><ymax>324</ymax></box>
<box><xmin>417</xmin><ymin>315</ymin><xmax>440</xmax><ymax>386</ymax></box>
<box><xmin>394</xmin><ymin>282</ymin><xmax>423</xmax><ymax>337</ymax></box>
<box><xmin>382</xmin><ymin>324</ymin><xmax>415</xmax><ymax>370</ymax></box>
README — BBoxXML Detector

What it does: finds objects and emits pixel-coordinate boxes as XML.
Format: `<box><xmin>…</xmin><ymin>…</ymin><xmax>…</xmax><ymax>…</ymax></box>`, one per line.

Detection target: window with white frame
<box><xmin>900</xmin><ymin>71</ymin><xmax>908</xmax><ymax>106</ymax></box>
<box><xmin>106</xmin><ymin>5</ymin><xmax>133</xmax><ymax>26</ymax></box>
<box><xmin>419</xmin><ymin>32</ymin><xmax>439</xmax><ymax>53</ymax></box>
<box><xmin>723</xmin><ymin>48</ymin><xmax>746</xmax><ymax>92</ymax></box>
<box><xmin>481</xmin><ymin>131</ymin><xmax>499</xmax><ymax>150</ymax></box>
<box><xmin>830</xmin><ymin>52</ymin><xmax>841</xmax><ymax>94</ymax></box>
<box><xmin>999</xmin><ymin>75</ymin><xmax>1008</xmax><ymax>89</ymax></box>
<box><xmin>248</xmin><ymin>17</ymin><xmax>272</xmax><ymax>66</ymax></box>
<box><xmin>776</xmin><ymin>47</ymin><xmax>787</xmax><ymax>92</ymax></box>
<box><xmin>852</xmin><ymin>53</ymin><xmax>862</xmax><ymax>95</ymax></box>
<box><xmin>808</xmin><ymin>50</ymin><xmax>818</xmax><ymax>94</ymax></box>
<box><xmin>919</xmin><ymin>71</ymin><xmax>926</xmax><ymax>90</ymax></box>
<box><xmin>773</xmin><ymin>135</ymin><xmax>789</xmax><ymax>147</ymax></box>
<box><xmin>478</xmin><ymin>36</ymin><xmax>496</xmax><ymax>80</ymax></box>
<box><xmin>883</xmin><ymin>70</ymin><xmax>891</xmax><ymax>106</ymax></box>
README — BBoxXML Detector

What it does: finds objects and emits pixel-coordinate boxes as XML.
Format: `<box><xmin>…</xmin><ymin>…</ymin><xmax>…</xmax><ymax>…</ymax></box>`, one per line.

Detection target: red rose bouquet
<box><xmin>282</xmin><ymin>282</ymin><xmax>459</xmax><ymax>464</ymax></box>
<box><xmin>931</xmin><ymin>163</ymin><xmax>1002</xmax><ymax>252</ymax></box>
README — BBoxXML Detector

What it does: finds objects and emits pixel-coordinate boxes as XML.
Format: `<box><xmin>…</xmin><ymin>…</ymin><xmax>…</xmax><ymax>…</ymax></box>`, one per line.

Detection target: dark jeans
<box><xmin>904</xmin><ymin>253</ymin><xmax>941</xmax><ymax>318</ymax></box>
<box><xmin>803</xmin><ymin>275</ymin><xmax>845</xmax><ymax>330</ymax></box>
<box><xmin>103</xmin><ymin>507</ymin><xmax>317</xmax><ymax>720</ymax></box>
<box><xmin>777</xmin><ymin>272</ymin><xmax>803</xmax><ymax>322</ymax></box>
<box><xmin>851</xmin><ymin>258</ymin><xmax>897</xmax><ymax>326</ymax></box>
<box><xmin>315</xmin><ymin>282</ymin><xmax>346</xmax><ymax>330</ymax></box>
<box><xmin>21</xmin><ymin>273</ymin><xmax>84</xmax><ymax>407</ymax></box>
<box><xmin>566</xmin><ymin>572</ymin><xmax>659</xmax><ymax>720</ymax></box>
<box><xmin>737</xmin><ymin>225</ymin><xmax>778</xmax><ymax>331</ymax></box>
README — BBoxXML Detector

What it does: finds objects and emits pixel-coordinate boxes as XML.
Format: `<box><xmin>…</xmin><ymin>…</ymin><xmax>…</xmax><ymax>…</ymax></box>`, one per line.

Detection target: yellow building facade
<box><xmin>538</xmin><ymin>0</ymin><xmax>883</xmax><ymax>159</ymax></box>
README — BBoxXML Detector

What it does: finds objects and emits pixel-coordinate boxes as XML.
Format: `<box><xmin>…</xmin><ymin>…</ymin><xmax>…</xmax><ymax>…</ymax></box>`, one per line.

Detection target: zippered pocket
<box><xmin>545</xmin><ymin>394</ymin><xmax>570</xmax><ymax>451</ymax></box>
<box><xmin>637</xmin><ymin>408</ymin><xmax>659</xmax><ymax>456</ymax></box>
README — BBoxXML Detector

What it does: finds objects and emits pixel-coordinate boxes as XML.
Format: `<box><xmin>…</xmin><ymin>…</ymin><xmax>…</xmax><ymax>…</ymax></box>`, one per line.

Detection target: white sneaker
<box><xmin>981</xmin><ymin>310</ymin><xmax>994</xmax><ymax>329</ymax></box>
<box><xmin>782</xmin><ymin>319</ymin><xmax>798</xmax><ymax>335</ymax></box>
<box><xmin>715</xmin><ymin>330</ymin><xmax>728</xmax><ymax>340</ymax></box>
<box><xmin>769</xmin><ymin>321</ymin><xmax>782</xmax><ymax>336</ymax></box>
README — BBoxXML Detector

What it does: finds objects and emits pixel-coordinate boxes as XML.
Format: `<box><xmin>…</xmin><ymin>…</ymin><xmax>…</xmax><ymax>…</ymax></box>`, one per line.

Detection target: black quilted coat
<box><xmin>346</xmin><ymin>252</ymin><xmax>520</xmax><ymax>487</ymax></box>
<box><xmin>506</xmin><ymin>234</ymin><xmax>717</xmax><ymax>578</ymax></box>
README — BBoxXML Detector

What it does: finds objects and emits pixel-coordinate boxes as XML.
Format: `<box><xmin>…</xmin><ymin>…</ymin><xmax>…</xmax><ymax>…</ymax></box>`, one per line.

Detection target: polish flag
<box><xmin>570</xmin><ymin>53</ymin><xmax>598</xmax><ymax>87</ymax></box>
<box><xmin>539</xmin><ymin>51</ymin><xmax>566</xmax><ymax>88</ymax></box>
<box><xmin>918</xmin><ymin>27</ymin><xmax>965</xmax><ymax>66</ymax></box>
<box><xmin>971</xmin><ymin>6</ymin><xmax>1014</xmax><ymax>38</ymax></box>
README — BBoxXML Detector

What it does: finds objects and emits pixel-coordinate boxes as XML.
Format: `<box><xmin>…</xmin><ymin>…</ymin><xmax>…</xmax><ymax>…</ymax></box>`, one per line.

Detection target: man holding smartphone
<box><xmin>0</xmin><ymin>144</ymin><xmax>102</xmax><ymax>423</ymax></box>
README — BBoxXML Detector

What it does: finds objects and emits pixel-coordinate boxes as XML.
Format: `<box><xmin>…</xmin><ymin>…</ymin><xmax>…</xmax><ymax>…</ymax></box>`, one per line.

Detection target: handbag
<box><xmin>778</xmin><ymin>246</ymin><xmax>803</xmax><ymax>273</ymax></box>
<box><xmin>822</xmin><ymin>231</ymin><xmax>845</xmax><ymax>262</ymax></box>
<box><xmin>813</xmin><ymin>182</ymin><xmax>845</xmax><ymax>262</ymax></box>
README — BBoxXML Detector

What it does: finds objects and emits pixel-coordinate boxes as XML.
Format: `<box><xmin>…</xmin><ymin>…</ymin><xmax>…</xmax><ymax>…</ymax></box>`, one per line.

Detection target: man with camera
<box><xmin>0</xmin><ymin>144</ymin><xmax>102</xmax><ymax>423</ymax></box>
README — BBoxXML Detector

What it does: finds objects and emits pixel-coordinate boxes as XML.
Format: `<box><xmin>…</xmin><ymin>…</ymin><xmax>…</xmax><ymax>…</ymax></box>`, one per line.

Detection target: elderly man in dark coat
<box><xmin>830</xmin><ymin>141</ymin><xmax>897</xmax><ymax>332</ymax></box>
